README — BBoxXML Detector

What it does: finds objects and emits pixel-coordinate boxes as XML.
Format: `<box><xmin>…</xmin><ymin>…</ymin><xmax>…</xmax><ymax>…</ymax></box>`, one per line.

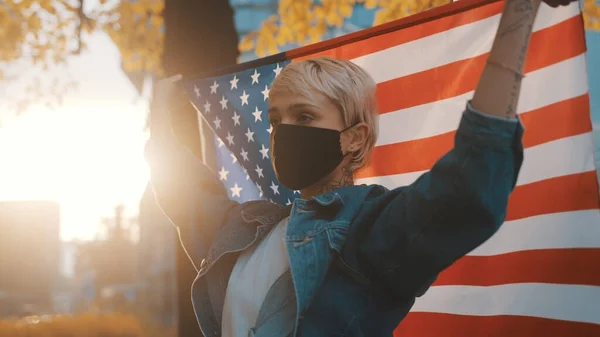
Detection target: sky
<box><xmin>586</xmin><ymin>31</ymin><xmax>600</xmax><ymax>187</ymax></box>
<box><xmin>0</xmin><ymin>19</ymin><xmax>597</xmax><ymax>242</ymax></box>
<box><xmin>0</xmin><ymin>32</ymin><xmax>150</xmax><ymax>241</ymax></box>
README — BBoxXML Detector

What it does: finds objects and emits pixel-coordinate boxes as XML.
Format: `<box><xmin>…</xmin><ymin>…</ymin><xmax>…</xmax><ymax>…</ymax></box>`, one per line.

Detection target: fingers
<box><xmin>157</xmin><ymin>74</ymin><xmax>183</xmax><ymax>87</ymax></box>
<box><xmin>543</xmin><ymin>0</ymin><xmax>577</xmax><ymax>7</ymax></box>
<box><xmin>168</xmin><ymin>74</ymin><xmax>183</xmax><ymax>83</ymax></box>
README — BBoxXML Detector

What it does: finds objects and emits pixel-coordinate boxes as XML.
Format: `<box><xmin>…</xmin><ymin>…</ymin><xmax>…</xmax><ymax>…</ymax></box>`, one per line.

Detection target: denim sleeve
<box><xmin>145</xmin><ymin>132</ymin><xmax>238</xmax><ymax>270</ymax></box>
<box><xmin>358</xmin><ymin>103</ymin><xmax>524</xmax><ymax>298</ymax></box>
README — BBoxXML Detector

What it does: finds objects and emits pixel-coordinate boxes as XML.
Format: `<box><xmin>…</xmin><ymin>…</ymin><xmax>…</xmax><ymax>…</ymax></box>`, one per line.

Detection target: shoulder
<box><xmin>319</xmin><ymin>184</ymin><xmax>407</xmax><ymax>224</ymax></box>
<box><xmin>342</xmin><ymin>183</ymin><xmax>407</xmax><ymax>206</ymax></box>
<box><xmin>223</xmin><ymin>199</ymin><xmax>290</xmax><ymax>227</ymax></box>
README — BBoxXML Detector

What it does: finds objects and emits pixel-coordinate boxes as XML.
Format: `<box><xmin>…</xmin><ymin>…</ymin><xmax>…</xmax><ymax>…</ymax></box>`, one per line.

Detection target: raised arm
<box><xmin>471</xmin><ymin>0</ymin><xmax>571</xmax><ymax>118</ymax></box>
<box><xmin>356</xmin><ymin>0</ymin><xmax>576</xmax><ymax>298</ymax></box>
<box><xmin>145</xmin><ymin>75</ymin><xmax>237</xmax><ymax>270</ymax></box>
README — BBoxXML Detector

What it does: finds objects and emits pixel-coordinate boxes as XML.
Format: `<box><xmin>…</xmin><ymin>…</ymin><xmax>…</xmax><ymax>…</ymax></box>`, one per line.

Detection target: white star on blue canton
<box><xmin>255</xmin><ymin>164</ymin><xmax>264</xmax><ymax>178</ymax></box>
<box><xmin>252</xmin><ymin>106</ymin><xmax>262</xmax><ymax>122</ymax></box>
<box><xmin>230</xmin><ymin>183</ymin><xmax>242</xmax><ymax>198</ymax></box>
<box><xmin>210</xmin><ymin>81</ymin><xmax>219</xmax><ymax>94</ymax></box>
<box><xmin>218</xmin><ymin>167</ymin><xmax>229</xmax><ymax>181</ymax></box>
<box><xmin>251</xmin><ymin>69</ymin><xmax>260</xmax><ymax>84</ymax></box>
<box><xmin>240</xmin><ymin>148</ymin><xmax>249</xmax><ymax>161</ymax></box>
<box><xmin>245</xmin><ymin>128</ymin><xmax>255</xmax><ymax>142</ymax></box>
<box><xmin>226</xmin><ymin>132</ymin><xmax>234</xmax><ymax>146</ymax></box>
<box><xmin>240</xmin><ymin>90</ymin><xmax>249</xmax><ymax>106</ymax></box>
<box><xmin>259</xmin><ymin>144</ymin><xmax>269</xmax><ymax>159</ymax></box>
<box><xmin>273</xmin><ymin>64</ymin><xmax>283</xmax><ymax>77</ymax></box>
<box><xmin>213</xmin><ymin>116</ymin><xmax>221</xmax><ymax>130</ymax></box>
<box><xmin>261</xmin><ymin>85</ymin><xmax>269</xmax><ymax>101</ymax></box>
<box><xmin>232</xmin><ymin>111</ymin><xmax>241</xmax><ymax>126</ymax></box>
<box><xmin>230</xmin><ymin>75</ymin><xmax>239</xmax><ymax>90</ymax></box>
<box><xmin>220</xmin><ymin>96</ymin><xmax>228</xmax><ymax>110</ymax></box>
<box><xmin>270</xmin><ymin>182</ymin><xmax>280</xmax><ymax>195</ymax></box>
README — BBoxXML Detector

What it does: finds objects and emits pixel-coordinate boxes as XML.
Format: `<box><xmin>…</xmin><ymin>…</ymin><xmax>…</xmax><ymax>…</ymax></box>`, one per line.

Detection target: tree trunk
<box><xmin>161</xmin><ymin>1</ymin><xmax>239</xmax><ymax>337</ymax></box>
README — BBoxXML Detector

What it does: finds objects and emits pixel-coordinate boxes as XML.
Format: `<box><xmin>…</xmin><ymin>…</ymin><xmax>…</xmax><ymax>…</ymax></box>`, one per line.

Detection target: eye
<box><xmin>298</xmin><ymin>113</ymin><xmax>314</xmax><ymax>123</ymax></box>
<box><xmin>269</xmin><ymin>117</ymin><xmax>280</xmax><ymax>126</ymax></box>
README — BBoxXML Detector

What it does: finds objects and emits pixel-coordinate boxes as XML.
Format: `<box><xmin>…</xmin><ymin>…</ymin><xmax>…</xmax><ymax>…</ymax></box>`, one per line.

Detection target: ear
<box><xmin>342</xmin><ymin>122</ymin><xmax>369</xmax><ymax>155</ymax></box>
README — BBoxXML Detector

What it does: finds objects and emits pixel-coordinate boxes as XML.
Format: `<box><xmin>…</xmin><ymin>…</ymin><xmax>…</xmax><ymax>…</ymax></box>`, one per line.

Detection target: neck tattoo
<box><xmin>316</xmin><ymin>165</ymin><xmax>354</xmax><ymax>195</ymax></box>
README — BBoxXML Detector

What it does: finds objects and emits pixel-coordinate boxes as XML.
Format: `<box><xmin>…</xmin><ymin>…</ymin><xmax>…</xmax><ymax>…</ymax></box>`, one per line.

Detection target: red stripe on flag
<box><xmin>294</xmin><ymin>2</ymin><xmax>504</xmax><ymax>61</ymax></box>
<box><xmin>375</xmin><ymin>15</ymin><xmax>586</xmax><ymax>114</ymax></box>
<box><xmin>360</xmin><ymin>131</ymin><xmax>454</xmax><ymax>178</ymax></box>
<box><xmin>506</xmin><ymin>171</ymin><xmax>600</xmax><ymax>221</ymax></box>
<box><xmin>520</xmin><ymin>94</ymin><xmax>591</xmax><ymax>148</ymax></box>
<box><xmin>436</xmin><ymin>248</ymin><xmax>600</xmax><ymax>286</ymax></box>
<box><xmin>287</xmin><ymin>0</ymin><xmax>505</xmax><ymax>61</ymax></box>
<box><xmin>356</xmin><ymin>95</ymin><xmax>591</xmax><ymax>179</ymax></box>
<box><xmin>394</xmin><ymin>313</ymin><xmax>600</xmax><ymax>337</ymax></box>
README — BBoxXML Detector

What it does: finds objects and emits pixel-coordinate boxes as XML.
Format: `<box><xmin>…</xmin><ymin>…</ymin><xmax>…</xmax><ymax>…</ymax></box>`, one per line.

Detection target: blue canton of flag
<box><xmin>184</xmin><ymin>61</ymin><xmax>300</xmax><ymax>206</ymax></box>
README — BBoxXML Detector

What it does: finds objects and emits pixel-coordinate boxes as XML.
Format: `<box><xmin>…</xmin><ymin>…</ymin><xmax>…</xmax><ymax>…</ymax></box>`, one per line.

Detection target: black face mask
<box><xmin>272</xmin><ymin>123</ymin><xmax>354</xmax><ymax>191</ymax></box>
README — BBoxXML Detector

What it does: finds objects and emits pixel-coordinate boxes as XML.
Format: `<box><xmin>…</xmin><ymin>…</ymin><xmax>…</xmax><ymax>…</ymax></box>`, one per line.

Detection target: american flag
<box><xmin>184</xmin><ymin>60</ymin><xmax>298</xmax><ymax>205</ymax></box>
<box><xmin>184</xmin><ymin>0</ymin><xmax>600</xmax><ymax>335</ymax></box>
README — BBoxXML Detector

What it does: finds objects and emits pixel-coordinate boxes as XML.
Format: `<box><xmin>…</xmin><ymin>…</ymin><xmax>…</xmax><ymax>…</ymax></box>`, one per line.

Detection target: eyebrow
<box><xmin>268</xmin><ymin>103</ymin><xmax>318</xmax><ymax>114</ymax></box>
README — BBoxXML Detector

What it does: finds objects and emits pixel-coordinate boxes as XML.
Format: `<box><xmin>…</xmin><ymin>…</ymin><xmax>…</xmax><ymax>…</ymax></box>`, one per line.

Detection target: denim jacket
<box><xmin>145</xmin><ymin>104</ymin><xmax>524</xmax><ymax>337</ymax></box>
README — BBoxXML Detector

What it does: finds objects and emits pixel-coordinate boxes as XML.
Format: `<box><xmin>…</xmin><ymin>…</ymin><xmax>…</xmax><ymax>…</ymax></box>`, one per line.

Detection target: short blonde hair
<box><xmin>270</xmin><ymin>56</ymin><xmax>379</xmax><ymax>172</ymax></box>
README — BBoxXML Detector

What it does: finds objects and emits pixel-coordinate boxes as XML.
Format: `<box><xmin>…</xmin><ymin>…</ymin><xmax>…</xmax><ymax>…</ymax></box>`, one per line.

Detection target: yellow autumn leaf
<box><xmin>238</xmin><ymin>34</ymin><xmax>256</xmax><ymax>52</ymax></box>
<box><xmin>308</xmin><ymin>26</ymin><xmax>324</xmax><ymax>44</ymax></box>
<box><xmin>296</xmin><ymin>29</ymin><xmax>307</xmax><ymax>45</ymax></box>
<box><xmin>315</xmin><ymin>6</ymin><xmax>326</xmax><ymax>19</ymax></box>
<box><xmin>339</xmin><ymin>3</ymin><xmax>354</xmax><ymax>17</ymax></box>
<box><xmin>256</xmin><ymin>39</ymin><xmax>269</xmax><ymax>57</ymax></box>
<box><xmin>373</xmin><ymin>8</ymin><xmax>389</xmax><ymax>25</ymax></box>
<box><xmin>131</xmin><ymin>2</ymin><xmax>147</xmax><ymax>14</ymax></box>
<box><xmin>364</xmin><ymin>0</ymin><xmax>380</xmax><ymax>9</ymax></box>
<box><xmin>149</xmin><ymin>1</ymin><xmax>165</xmax><ymax>13</ymax></box>
<box><xmin>583</xmin><ymin>0</ymin><xmax>600</xmax><ymax>31</ymax></box>
<box><xmin>27</xmin><ymin>15</ymin><xmax>42</xmax><ymax>30</ymax></box>
<box><xmin>276</xmin><ymin>25</ymin><xmax>294</xmax><ymax>45</ymax></box>
<box><xmin>14</xmin><ymin>0</ymin><xmax>34</xmax><ymax>10</ymax></box>
<box><xmin>268</xmin><ymin>42</ymin><xmax>279</xmax><ymax>56</ymax></box>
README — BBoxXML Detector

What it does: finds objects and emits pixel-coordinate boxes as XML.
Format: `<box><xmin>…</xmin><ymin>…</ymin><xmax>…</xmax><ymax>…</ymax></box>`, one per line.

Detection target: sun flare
<box><xmin>0</xmin><ymin>104</ymin><xmax>150</xmax><ymax>240</ymax></box>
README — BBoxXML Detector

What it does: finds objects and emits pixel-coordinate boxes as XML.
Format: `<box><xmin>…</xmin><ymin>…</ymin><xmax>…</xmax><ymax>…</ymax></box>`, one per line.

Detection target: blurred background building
<box><xmin>0</xmin><ymin>201</ymin><xmax>60</xmax><ymax>317</ymax></box>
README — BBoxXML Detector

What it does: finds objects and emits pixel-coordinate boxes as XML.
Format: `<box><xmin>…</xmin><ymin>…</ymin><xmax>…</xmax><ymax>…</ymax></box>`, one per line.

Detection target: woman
<box><xmin>146</xmin><ymin>0</ymin><xmax>575</xmax><ymax>336</ymax></box>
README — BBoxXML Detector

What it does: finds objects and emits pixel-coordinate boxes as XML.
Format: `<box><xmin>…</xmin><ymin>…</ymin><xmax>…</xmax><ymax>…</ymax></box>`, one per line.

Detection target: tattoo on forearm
<box><xmin>498</xmin><ymin>0</ymin><xmax>534</xmax><ymax>39</ymax></box>
<box><xmin>316</xmin><ymin>165</ymin><xmax>354</xmax><ymax>195</ymax></box>
<box><xmin>499</xmin><ymin>0</ymin><xmax>535</xmax><ymax>118</ymax></box>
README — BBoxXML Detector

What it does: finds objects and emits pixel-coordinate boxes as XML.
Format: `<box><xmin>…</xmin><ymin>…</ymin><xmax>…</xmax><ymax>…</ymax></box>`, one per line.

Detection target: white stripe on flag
<box><xmin>375</xmin><ymin>54</ymin><xmax>589</xmax><ymax>146</ymax></box>
<box><xmin>357</xmin><ymin>132</ymin><xmax>596</xmax><ymax>188</ymax></box>
<box><xmin>517</xmin><ymin>133</ymin><xmax>596</xmax><ymax>185</ymax></box>
<box><xmin>351</xmin><ymin>2</ymin><xmax>580</xmax><ymax>84</ymax></box>
<box><xmin>411</xmin><ymin>283</ymin><xmax>600</xmax><ymax>324</ymax></box>
<box><xmin>469</xmin><ymin>210</ymin><xmax>600</xmax><ymax>256</ymax></box>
